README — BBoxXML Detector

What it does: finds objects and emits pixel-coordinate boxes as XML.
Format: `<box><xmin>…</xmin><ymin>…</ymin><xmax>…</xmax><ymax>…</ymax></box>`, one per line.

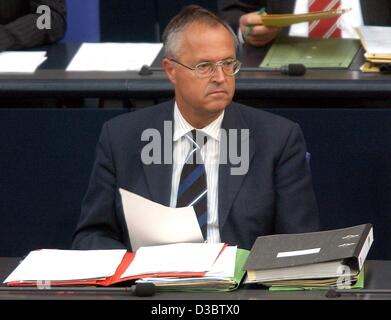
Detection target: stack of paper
<box><xmin>0</xmin><ymin>51</ymin><xmax>47</xmax><ymax>73</ymax></box>
<box><xmin>136</xmin><ymin>247</ymin><xmax>250</xmax><ymax>292</ymax></box>
<box><xmin>4</xmin><ymin>243</ymin><xmax>248</xmax><ymax>292</ymax></box>
<box><xmin>66</xmin><ymin>43</ymin><xmax>163</xmax><ymax>72</ymax></box>
<box><xmin>121</xmin><ymin>243</ymin><xmax>226</xmax><ymax>278</ymax></box>
<box><xmin>357</xmin><ymin>26</ymin><xmax>391</xmax><ymax>73</ymax></box>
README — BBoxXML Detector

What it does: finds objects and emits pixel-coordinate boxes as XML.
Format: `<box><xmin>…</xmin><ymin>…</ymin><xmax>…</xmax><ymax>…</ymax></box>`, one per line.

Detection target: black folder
<box><xmin>244</xmin><ymin>224</ymin><xmax>373</xmax><ymax>285</ymax></box>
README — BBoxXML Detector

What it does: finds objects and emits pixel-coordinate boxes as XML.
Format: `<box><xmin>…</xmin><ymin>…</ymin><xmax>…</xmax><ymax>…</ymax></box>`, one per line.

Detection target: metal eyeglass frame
<box><xmin>167</xmin><ymin>57</ymin><xmax>242</xmax><ymax>78</ymax></box>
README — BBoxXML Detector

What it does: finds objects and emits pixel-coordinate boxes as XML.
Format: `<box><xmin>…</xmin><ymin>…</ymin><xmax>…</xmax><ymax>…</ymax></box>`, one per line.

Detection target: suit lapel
<box><xmin>218</xmin><ymin>103</ymin><xmax>255</xmax><ymax>231</ymax></box>
<box><xmin>139</xmin><ymin>101</ymin><xmax>174</xmax><ymax>206</ymax></box>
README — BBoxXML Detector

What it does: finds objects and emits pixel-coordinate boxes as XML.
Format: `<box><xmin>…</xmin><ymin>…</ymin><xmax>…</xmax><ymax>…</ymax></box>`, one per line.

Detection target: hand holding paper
<box><xmin>240</xmin><ymin>8</ymin><xmax>282</xmax><ymax>47</ymax></box>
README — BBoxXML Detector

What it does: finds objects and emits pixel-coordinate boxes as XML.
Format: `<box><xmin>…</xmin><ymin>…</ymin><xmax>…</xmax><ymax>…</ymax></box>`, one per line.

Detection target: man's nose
<box><xmin>211</xmin><ymin>65</ymin><xmax>226</xmax><ymax>83</ymax></box>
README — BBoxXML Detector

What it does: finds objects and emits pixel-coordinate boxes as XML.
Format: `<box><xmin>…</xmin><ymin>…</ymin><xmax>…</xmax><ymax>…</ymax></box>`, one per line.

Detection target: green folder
<box><xmin>260</xmin><ymin>36</ymin><xmax>361</xmax><ymax>69</ymax></box>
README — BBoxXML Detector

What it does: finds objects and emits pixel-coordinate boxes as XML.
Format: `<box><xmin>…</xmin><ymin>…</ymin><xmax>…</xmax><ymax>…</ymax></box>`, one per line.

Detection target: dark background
<box><xmin>99</xmin><ymin>0</ymin><xmax>218</xmax><ymax>42</ymax></box>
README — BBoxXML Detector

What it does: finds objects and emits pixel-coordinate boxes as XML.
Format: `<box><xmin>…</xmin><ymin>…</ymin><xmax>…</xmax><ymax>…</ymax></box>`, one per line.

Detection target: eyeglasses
<box><xmin>167</xmin><ymin>57</ymin><xmax>241</xmax><ymax>78</ymax></box>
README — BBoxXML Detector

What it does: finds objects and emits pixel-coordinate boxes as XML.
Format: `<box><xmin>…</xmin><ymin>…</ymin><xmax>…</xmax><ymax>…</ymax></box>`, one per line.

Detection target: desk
<box><xmin>1</xmin><ymin>258</ymin><xmax>391</xmax><ymax>300</ymax></box>
<box><xmin>0</xmin><ymin>43</ymin><xmax>390</xmax><ymax>107</ymax></box>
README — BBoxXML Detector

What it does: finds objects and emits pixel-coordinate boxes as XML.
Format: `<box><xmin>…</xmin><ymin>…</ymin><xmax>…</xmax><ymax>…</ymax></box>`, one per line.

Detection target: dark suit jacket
<box><xmin>218</xmin><ymin>0</ymin><xmax>391</xmax><ymax>32</ymax></box>
<box><xmin>0</xmin><ymin>0</ymin><xmax>66</xmax><ymax>51</ymax></box>
<box><xmin>72</xmin><ymin>100</ymin><xmax>319</xmax><ymax>251</ymax></box>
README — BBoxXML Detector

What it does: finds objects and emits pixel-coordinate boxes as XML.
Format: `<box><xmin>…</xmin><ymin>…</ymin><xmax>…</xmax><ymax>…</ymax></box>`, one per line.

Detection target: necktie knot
<box><xmin>188</xmin><ymin>129</ymin><xmax>208</xmax><ymax>149</ymax></box>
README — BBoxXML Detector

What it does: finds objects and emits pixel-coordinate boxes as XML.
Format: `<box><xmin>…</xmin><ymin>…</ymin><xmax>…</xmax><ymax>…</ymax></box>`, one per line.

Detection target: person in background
<box><xmin>218</xmin><ymin>0</ymin><xmax>391</xmax><ymax>47</ymax></box>
<box><xmin>0</xmin><ymin>0</ymin><xmax>66</xmax><ymax>51</ymax></box>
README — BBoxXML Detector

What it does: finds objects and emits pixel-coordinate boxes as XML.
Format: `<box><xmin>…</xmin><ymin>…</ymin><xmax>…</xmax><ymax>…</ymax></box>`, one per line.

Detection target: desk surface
<box><xmin>0</xmin><ymin>43</ymin><xmax>390</xmax><ymax>107</ymax></box>
<box><xmin>1</xmin><ymin>258</ymin><xmax>391</xmax><ymax>300</ymax></box>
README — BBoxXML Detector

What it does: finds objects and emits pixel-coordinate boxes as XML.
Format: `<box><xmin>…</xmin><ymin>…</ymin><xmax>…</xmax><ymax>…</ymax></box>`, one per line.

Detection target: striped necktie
<box><xmin>176</xmin><ymin>130</ymin><xmax>208</xmax><ymax>239</ymax></box>
<box><xmin>309</xmin><ymin>0</ymin><xmax>342</xmax><ymax>38</ymax></box>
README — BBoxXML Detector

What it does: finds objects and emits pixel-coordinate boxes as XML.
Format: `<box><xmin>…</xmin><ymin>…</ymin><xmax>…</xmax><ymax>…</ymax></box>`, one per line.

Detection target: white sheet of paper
<box><xmin>121</xmin><ymin>243</ymin><xmax>225</xmax><ymax>278</ymax></box>
<box><xmin>205</xmin><ymin>246</ymin><xmax>237</xmax><ymax>278</ymax></box>
<box><xmin>0</xmin><ymin>51</ymin><xmax>47</xmax><ymax>73</ymax></box>
<box><xmin>119</xmin><ymin>188</ymin><xmax>204</xmax><ymax>250</ymax></box>
<box><xmin>357</xmin><ymin>26</ymin><xmax>391</xmax><ymax>54</ymax></box>
<box><xmin>133</xmin><ymin>246</ymin><xmax>236</xmax><ymax>285</ymax></box>
<box><xmin>3</xmin><ymin>249</ymin><xmax>126</xmax><ymax>283</ymax></box>
<box><xmin>66</xmin><ymin>42</ymin><xmax>163</xmax><ymax>71</ymax></box>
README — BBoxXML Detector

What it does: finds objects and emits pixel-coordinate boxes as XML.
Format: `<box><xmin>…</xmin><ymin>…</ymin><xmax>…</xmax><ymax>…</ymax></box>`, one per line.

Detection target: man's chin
<box><xmin>205</xmin><ymin>98</ymin><xmax>231</xmax><ymax>112</ymax></box>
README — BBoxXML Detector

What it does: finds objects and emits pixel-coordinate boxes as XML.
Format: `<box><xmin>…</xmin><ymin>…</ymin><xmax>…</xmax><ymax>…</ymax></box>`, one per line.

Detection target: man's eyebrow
<box><xmin>195</xmin><ymin>56</ymin><xmax>236</xmax><ymax>63</ymax></box>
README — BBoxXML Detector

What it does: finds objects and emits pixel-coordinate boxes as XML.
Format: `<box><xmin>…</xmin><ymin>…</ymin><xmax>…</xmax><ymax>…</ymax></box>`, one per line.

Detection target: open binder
<box><xmin>4</xmin><ymin>243</ymin><xmax>248</xmax><ymax>291</ymax></box>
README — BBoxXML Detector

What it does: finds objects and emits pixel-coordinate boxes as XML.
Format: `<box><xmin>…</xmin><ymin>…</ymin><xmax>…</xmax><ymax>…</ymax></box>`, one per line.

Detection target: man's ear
<box><xmin>162</xmin><ymin>58</ymin><xmax>177</xmax><ymax>85</ymax></box>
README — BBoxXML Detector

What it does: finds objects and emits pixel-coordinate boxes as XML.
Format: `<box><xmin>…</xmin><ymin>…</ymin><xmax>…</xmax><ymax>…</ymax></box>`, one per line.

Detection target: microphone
<box><xmin>130</xmin><ymin>282</ymin><xmax>157</xmax><ymax>297</ymax></box>
<box><xmin>0</xmin><ymin>283</ymin><xmax>156</xmax><ymax>297</ymax></box>
<box><xmin>139</xmin><ymin>64</ymin><xmax>307</xmax><ymax>76</ymax></box>
<box><xmin>240</xmin><ymin>63</ymin><xmax>307</xmax><ymax>76</ymax></box>
<box><xmin>139</xmin><ymin>63</ymin><xmax>307</xmax><ymax>76</ymax></box>
<box><xmin>279</xmin><ymin>64</ymin><xmax>307</xmax><ymax>76</ymax></box>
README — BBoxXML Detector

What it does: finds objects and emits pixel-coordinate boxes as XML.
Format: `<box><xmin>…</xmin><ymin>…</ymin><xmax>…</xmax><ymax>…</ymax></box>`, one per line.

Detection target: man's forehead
<box><xmin>183</xmin><ymin>22</ymin><xmax>230</xmax><ymax>37</ymax></box>
<box><xmin>180</xmin><ymin>23</ymin><xmax>236</xmax><ymax>55</ymax></box>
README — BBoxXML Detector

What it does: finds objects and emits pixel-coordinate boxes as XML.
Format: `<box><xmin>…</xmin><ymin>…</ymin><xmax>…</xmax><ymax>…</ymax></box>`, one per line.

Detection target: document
<box><xmin>121</xmin><ymin>243</ymin><xmax>226</xmax><ymax>278</ymax></box>
<box><xmin>356</xmin><ymin>26</ymin><xmax>391</xmax><ymax>72</ymax></box>
<box><xmin>0</xmin><ymin>51</ymin><xmax>47</xmax><ymax>73</ymax></box>
<box><xmin>119</xmin><ymin>188</ymin><xmax>204</xmax><ymax>250</ymax></box>
<box><xmin>205</xmin><ymin>245</ymin><xmax>237</xmax><ymax>278</ymax></box>
<box><xmin>356</xmin><ymin>26</ymin><xmax>391</xmax><ymax>57</ymax></box>
<box><xmin>136</xmin><ymin>247</ymin><xmax>251</xmax><ymax>292</ymax></box>
<box><xmin>260</xmin><ymin>36</ymin><xmax>360</xmax><ymax>69</ymax></box>
<box><xmin>4</xmin><ymin>244</ymin><xmax>235</xmax><ymax>290</ymax></box>
<box><xmin>261</xmin><ymin>8</ymin><xmax>349</xmax><ymax>27</ymax></box>
<box><xmin>66</xmin><ymin>42</ymin><xmax>163</xmax><ymax>71</ymax></box>
<box><xmin>4</xmin><ymin>249</ymin><xmax>126</xmax><ymax>283</ymax></box>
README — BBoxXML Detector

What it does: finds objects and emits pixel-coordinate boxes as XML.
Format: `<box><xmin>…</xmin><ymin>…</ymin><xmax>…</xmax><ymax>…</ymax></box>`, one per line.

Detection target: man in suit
<box><xmin>0</xmin><ymin>0</ymin><xmax>66</xmax><ymax>51</ymax></box>
<box><xmin>72</xmin><ymin>5</ymin><xmax>319</xmax><ymax>251</ymax></box>
<box><xmin>218</xmin><ymin>0</ymin><xmax>391</xmax><ymax>46</ymax></box>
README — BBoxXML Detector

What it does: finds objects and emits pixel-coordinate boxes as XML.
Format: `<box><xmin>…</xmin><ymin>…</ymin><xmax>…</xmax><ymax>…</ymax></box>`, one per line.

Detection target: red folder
<box><xmin>7</xmin><ymin>244</ymin><xmax>227</xmax><ymax>287</ymax></box>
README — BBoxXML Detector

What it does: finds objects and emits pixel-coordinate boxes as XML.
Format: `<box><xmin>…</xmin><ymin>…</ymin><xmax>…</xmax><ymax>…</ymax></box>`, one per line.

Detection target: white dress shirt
<box><xmin>170</xmin><ymin>102</ymin><xmax>224</xmax><ymax>243</ymax></box>
<box><xmin>289</xmin><ymin>0</ymin><xmax>363</xmax><ymax>38</ymax></box>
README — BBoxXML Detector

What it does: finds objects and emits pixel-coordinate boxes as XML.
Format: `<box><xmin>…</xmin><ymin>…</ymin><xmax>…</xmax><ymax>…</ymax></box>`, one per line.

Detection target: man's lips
<box><xmin>208</xmin><ymin>90</ymin><xmax>227</xmax><ymax>95</ymax></box>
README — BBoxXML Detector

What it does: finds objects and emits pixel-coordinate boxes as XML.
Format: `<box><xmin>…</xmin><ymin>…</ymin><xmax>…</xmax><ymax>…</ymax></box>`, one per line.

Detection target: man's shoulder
<box><xmin>232</xmin><ymin>102</ymin><xmax>296</xmax><ymax>129</ymax></box>
<box><xmin>105</xmin><ymin>100</ymin><xmax>173</xmax><ymax>132</ymax></box>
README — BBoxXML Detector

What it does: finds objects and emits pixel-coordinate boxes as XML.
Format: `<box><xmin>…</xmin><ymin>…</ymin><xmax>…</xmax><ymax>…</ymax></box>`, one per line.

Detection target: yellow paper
<box><xmin>360</xmin><ymin>62</ymin><xmax>380</xmax><ymax>73</ymax></box>
<box><xmin>261</xmin><ymin>8</ymin><xmax>350</xmax><ymax>27</ymax></box>
<box><xmin>364</xmin><ymin>52</ymin><xmax>391</xmax><ymax>63</ymax></box>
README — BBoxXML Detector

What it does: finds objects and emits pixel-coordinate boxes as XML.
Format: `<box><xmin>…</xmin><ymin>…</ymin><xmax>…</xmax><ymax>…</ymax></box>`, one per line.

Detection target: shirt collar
<box><xmin>173</xmin><ymin>101</ymin><xmax>224</xmax><ymax>142</ymax></box>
